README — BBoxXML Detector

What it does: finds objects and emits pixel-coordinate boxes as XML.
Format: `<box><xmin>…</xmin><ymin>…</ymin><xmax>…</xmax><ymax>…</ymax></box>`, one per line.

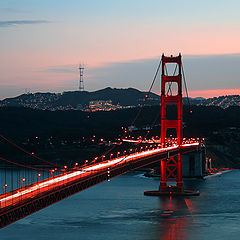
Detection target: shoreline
<box><xmin>203</xmin><ymin>169</ymin><xmax>233</xmax><ymax>179</ymax></box>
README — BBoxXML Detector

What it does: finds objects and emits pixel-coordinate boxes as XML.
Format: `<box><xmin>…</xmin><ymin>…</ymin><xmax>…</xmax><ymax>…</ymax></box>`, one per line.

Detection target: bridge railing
<box><xmin>0</xmin><ymin>139</ymin><xmax>203</xmax><ymax>210</ymax></box>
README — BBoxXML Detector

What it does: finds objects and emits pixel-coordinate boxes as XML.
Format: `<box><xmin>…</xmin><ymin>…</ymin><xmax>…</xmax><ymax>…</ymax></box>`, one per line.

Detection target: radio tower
<box><xmin>78</xmin><ymin>64</ymin><xmax>84</xmax><ymax>91</ymax></box>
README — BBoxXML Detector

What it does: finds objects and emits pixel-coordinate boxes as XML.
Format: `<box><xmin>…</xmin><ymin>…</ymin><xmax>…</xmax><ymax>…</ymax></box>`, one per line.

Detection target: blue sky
<box><xmin>0</xmin><ymin>0</ymin><xmax>240</xmax><ymax>98</ymax></box>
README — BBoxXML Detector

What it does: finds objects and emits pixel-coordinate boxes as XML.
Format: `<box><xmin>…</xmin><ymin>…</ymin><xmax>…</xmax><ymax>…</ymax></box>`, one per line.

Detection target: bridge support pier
<box><xmin>144</xmin><ymin>188</ymin><xmax>200</xmax><ymax>196</ymax></box>
<box><xmin>182</xmin><ymin>150</ymin><xmax>206</xmax><ymax>177</ymax></box>
<box><xmin>144</xmin><ymin>152</ymin><xmax>200</xmax><ymax>197</ymax></box>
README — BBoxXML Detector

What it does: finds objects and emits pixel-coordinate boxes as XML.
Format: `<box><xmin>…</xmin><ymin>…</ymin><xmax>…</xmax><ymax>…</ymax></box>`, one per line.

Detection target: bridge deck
<box><xmin>0</xmin><ymin>142</ymin><xmax>201</xmax><ymax>228</ymax></box>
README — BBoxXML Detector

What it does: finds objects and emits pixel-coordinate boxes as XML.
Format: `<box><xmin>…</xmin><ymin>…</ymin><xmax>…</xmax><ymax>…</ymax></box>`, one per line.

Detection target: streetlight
<box><xmin>117</xmin><ymin>152</ymin><xmax>120</xmax><ymax>157</ymax></box>
<box><xmin>21</xmin><ymin>178</ymin><xmax>26</xmax><ymax>188</ymax></box>
<box><xmin>110</xmin><ymin>153</ymin><xmax>113</xmax><ymax>160</ymax></box>
<box><xmin>3</xmin><ymin>184</ymin><xmax>7</xmax><ymax>207</ymax></box>
<box><xmin>107</xmin><ymin>167</ymin><xmax>110</xmax><ymax>181</ymax></box>
<box><xmin>20</xmin><ymin>178</ymin><xmax>25</xmax><ymax>203</ymax></box>
<box><xmin>37</xmin><ymin>173</ymin><xmax>41</xmax><ymax>195</ymax></box>
<box><xmin>37</xmin><ymin>173</ymin><xmax>41</xmax><ymax>182</ymax></box>
<box><xmin>3</xmin><ymin>183</ymin><xmax>7</xmax><ymax>194</ymax></box>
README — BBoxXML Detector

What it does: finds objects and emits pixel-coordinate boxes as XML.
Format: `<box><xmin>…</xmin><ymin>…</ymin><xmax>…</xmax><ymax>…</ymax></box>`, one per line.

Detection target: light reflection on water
<box><xmin>1</xmin><ymin>170</ymin><xmax>240</xmax><ymax>240</ymax></box>
<box><xmin>156</xmin><ymin>197</ymin><xmax>190</xmax><ymax>240</ymax></box>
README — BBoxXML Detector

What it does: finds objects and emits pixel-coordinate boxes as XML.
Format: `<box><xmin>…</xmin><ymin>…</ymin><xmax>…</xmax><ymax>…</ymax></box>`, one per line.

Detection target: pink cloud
<box><xmin>189</xmin><ymin>89</ymin><xmax>240</xmax><ymax>98</ymax></box>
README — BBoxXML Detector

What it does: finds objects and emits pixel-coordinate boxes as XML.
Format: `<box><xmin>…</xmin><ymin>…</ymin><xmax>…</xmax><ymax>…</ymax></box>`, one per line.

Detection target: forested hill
<box><xmin>0</xmin><ymin>105</ymin><xmax>239</xmax><ymax>139</ymax></box>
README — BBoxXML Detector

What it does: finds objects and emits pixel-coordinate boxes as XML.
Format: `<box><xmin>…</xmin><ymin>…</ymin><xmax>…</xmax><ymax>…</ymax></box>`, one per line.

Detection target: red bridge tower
<box><xmin>144</xmin><ymin>54</ymin><xmax>199</xmax><ymax>196</ymax></box>
<box><xmin>160</xmin><ymin>54</ymin><xmax>183</xmax><ymax>192</ymax></box>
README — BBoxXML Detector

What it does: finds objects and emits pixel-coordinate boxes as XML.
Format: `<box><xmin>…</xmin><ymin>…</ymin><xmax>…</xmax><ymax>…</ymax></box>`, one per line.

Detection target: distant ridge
<box><xmin>198</xmin><ymin>95</ymin><xmax>240</xmax><ymax>109</ymax></box>
<box><xmin>0</xmin><ymin>87</ymin><xmax>160</xmax><ymax>111</ymax></box>
<box><xmin>0</xmin><ymin>88</ymin><xmax>239</xmax><ymax>110</ymax></box>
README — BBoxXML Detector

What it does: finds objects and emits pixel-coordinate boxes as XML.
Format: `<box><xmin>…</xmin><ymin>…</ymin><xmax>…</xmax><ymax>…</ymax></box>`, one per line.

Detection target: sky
<box><xmin>0</xmin><ymin>0</ymin><xmax>240</xmax><ymax>99</ymax></box>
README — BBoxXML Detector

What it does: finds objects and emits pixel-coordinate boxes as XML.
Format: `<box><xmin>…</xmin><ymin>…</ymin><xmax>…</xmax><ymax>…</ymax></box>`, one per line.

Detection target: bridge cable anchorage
<box><xmin>144</xmin><ymin>53</ymin><xmax>200</xmax><ymax>197</ymax></box>
<box><xmin>0</xmin><ymin>135</ymin><xmax>63</xmax><ymax>169</ymax></box>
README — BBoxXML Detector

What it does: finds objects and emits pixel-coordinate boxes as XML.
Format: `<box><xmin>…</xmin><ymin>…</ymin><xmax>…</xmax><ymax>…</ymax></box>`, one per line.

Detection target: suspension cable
<box><xmin>0</xmin><ymin>135</ymin><xmax>62</xmax><ymax>169</ymax></box>
<box><xmin>94</xmin><ymin>57</ymin><xmax>162</xmax><ymax>160</ymax></box>
<box><xmin>0</xmin><ymin>157</ymin><xmax>53</xmax><ymax>172</ymax></box>
<box><xmin>138</xmin><ymin>59</ymin><xmax>179</xmax><ymax>143</ymax></box>
<box><xmin>130</xmin><ymin>57</ymin><xmax>162</xmax><ymax>126</ymax></box>
<box><xmin>182</xmin><ymin>63</ymin><xmax>191</xmax><ymax>113</ymax></box>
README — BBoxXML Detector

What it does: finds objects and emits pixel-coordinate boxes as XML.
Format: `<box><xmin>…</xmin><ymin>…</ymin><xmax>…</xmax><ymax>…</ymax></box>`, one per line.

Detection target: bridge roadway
<box><xmin>0</xmin><ymin>142</ymin><xmax>200</xmax><ymax>228</ymax></box>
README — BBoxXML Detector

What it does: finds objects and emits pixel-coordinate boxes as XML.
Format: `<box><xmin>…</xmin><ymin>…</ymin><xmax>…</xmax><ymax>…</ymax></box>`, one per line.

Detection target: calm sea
<box><xmin>1</xmin><ymin>170</ymin><xmax>240</xmax><ymax>240</ymax></box>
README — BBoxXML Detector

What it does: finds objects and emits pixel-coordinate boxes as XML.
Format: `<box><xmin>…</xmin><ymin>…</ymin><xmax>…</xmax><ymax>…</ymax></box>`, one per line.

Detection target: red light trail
<box><xmin>0</xmin><ymin>142</ymin><xmax>199</xmax><ymax>209</ymax></box>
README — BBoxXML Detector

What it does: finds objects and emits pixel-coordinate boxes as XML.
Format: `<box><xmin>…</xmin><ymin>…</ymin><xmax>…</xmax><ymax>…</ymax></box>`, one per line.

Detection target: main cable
<box><xmin>87</xmin><ymin>57</ymin><xmax>162</xmax><ymax>166</ymax></box>
<box><xmin>138</xmin><ymin>59</ymin><xmax>179</xmax><ymax>143</ymax></box>
<box><xmin>182</xmin><ymin>63</ymin><xmax>191</xmax><ymax>113</ymax></box>
<box><xmin>0</xmin><ymin>135</ymin><xmax>63</xmax><ymax>169</ymax></box>
<box><xmin>0</xmin><ymin>157</ymin><xmax>54</xmax><ymax>172</ymax></box>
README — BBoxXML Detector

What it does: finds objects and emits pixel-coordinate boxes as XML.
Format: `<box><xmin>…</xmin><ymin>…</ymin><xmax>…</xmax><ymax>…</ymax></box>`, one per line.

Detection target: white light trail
<box><xmin>0</xmin><ymin>143</ymin><xmax>199</xmax><ymax>207</ymax></box>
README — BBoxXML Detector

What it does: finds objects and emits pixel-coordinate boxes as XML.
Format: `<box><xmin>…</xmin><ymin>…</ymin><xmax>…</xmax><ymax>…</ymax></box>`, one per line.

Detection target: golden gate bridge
<box><xmin>0</xmin><ymin>54</ymin><xmax>205</xmax><ymax>228</ymax></box>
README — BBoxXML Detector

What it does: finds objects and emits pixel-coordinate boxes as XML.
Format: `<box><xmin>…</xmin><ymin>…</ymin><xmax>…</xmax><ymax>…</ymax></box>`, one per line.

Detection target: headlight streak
<box><xmin>0</xmin><ymin>143</ymin><xmax>199</xmax><ymax>207</ymax></box>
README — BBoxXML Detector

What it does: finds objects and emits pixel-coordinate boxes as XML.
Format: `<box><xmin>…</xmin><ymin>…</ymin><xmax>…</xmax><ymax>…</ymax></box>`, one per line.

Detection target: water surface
<box><xmin>1</xmin><ymin>170</ymin><xmax>240</xmax><ymax>240</ymax></box>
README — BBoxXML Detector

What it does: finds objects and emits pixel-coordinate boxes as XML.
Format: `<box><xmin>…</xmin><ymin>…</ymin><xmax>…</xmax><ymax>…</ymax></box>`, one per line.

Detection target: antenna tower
<box><xmin>79</xmin><ymin>64</ymin><xmax>84</xmax><ymax>91</ymax></box>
